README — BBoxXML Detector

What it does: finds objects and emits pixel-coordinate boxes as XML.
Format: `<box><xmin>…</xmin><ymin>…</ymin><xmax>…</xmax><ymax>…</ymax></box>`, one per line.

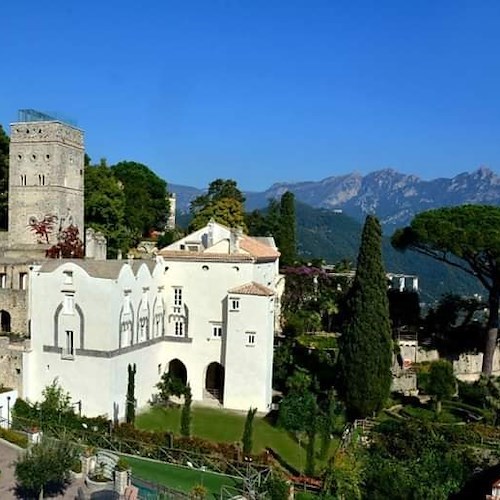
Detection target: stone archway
<box><xmin>168</xmin><ymin>358</ymin><xmax>187</xmax><ymax>385</ymax></box>
<box><xmin>205</xmin><ymin>362</ymin><xmax>224</xmax><ymax>404</ymax></box>
<box><xmin>0</xmin><ymin>310</ymin><xmax>11</xmax><ymax>333</ymax></box>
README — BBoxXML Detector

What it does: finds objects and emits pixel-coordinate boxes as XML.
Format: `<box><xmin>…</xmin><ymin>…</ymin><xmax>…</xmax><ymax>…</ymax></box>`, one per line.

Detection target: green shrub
<box><xmin>458</xmin><ymin>380</ymin><xmax>488</xmax><ymax>407</ymax></box>
<box><xmin>0</xmin><ymin>427</ymin><xmax>29</xmax><ymax>448</ymax></box>
<box><xmin>115</xmin><ymin>457</ymin><xmax>129</xmax><ymax>471</ymax></box>
<box><xmin>71</xmin><ymin>459</ymin><xmax>82</xmax><ymax>473</ymax></box>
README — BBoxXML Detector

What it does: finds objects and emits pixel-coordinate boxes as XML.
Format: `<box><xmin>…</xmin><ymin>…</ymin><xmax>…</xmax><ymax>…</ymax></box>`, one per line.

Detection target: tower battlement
<box><xmin>10</xmin><ymin>121</ymin><xmax>84</xmax><ymax>149</ymax></box>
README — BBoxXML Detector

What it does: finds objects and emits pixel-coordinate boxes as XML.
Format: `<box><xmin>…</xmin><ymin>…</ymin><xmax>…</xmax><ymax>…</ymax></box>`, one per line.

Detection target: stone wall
<box><xmin>85</xmin><ymin>228</ymin><xmax>107</xmax><ymax>260</ymax></box>
<box><xmin>0</xmin><ymin>337</ymin><xmax>27</xmax><ymax>395</ymax></box>
<box><xmin>8</xmin><ymin>120</ymin><xmax>84</xmax><ymax>247</ymax></box>
<box><xmin>392</xmin><ymin>370</ymin><xmax>418</xmax><ymax>395</ymax></box>
<box><xmin>416</xmin><ymin>347</ymin><xmax>439</xmax><ymax>363</ymax></box>
<box><xmin>452</xmin><ymin>348</ymin><xmax>500</xmax><ymax>381</ymax></box>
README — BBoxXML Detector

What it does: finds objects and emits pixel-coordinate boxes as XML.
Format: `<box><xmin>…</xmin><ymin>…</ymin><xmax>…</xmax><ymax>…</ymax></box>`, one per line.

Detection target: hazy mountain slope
<box><xmin>295</xmin><ymin>202</ymin><xmax>482</xmax><ymax>302</ymax></box>
<box><xmin>171</xmin><ymin>167</ymin><xmax>500</xmax><ymax>231</ymax></box>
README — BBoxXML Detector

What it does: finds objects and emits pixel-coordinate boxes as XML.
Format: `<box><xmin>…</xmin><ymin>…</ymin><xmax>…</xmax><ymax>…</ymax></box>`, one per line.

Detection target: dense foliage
<box><xmin>363</xmin><ymin>420</ymin><xmax>476</xmax><ymax>499</ymax></box>
<box><xmin>46</xmin><ymin>225</ymin><xmax>84</xmax><ymax>258</ymax></box>
<box><xmin>392</xmin><ymin>205</ymin><xmax>500</xmax><ymax>374</ymax></box>
<box><xmin>278</xmin><ymin>369</ymin><xmax>318</xmax><ymax>435</ymax></box>
<box><xmin>424</xmin><ymin>360</ymin><xmax>457</xmax><ymax>414</ymax></box>
<box><xmin>15</xmin><ymin>438</ymin><xmax>78</xmax><ymax>498</ymax></box>
<box><xmin>281</xmin><ymin>265</ymin><xmax>350</xmax><ymax>334</ymax></box>
<box><xmin>277</xmin><ymin>192</ymin><xmax>297</xmax><ymax>266</ymax></box>
<box><xmin>336</xmin><ymin>215</ymin><xmax>393</xmax><ymax>419</ymax></box>
<box><xmin>84</xmin><ymin>159</ymin><xmax>129</xmax><ymax>256</ymax></box>
<box><xmin>111</xmin><ymin>161</ymin><xmax>169</xmax><ymax>237</ymax></box>
<box><xmin>154</xmin><ymin>371</ymin><xmax>188</xmax><ymax>403</ymax></box>
<box><xmin>189</xmin><ymin>178</ymin><xmax>246</xmax><ymax>231</ymax></box>
<box><xmin>294</xmin><ymin>201</ymin><xmax>481</xmax><ymax>301</ymax></box>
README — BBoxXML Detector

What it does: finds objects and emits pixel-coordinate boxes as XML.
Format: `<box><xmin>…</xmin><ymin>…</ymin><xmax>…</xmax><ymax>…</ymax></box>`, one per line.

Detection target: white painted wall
<box><xmin>24</xmin><ymin>236</ymin><xmax>278</xmax><ymax>419</ymax></box>
<box><xmin>0</xmin><ymin>389</ymin><xmax>17</xmax><ymax>427</ymax></box>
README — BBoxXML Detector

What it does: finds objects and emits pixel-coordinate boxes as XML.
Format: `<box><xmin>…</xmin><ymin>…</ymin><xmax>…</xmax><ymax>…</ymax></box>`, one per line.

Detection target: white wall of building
<box><xmin>0</xmin><ymin>389</ymin><xmax>17</xmax><ymax>427</ymax></box>
<box><xmin>24</xmin><ymin>228</ymin><xmax>279</xmax><ymax>419</ymax></box>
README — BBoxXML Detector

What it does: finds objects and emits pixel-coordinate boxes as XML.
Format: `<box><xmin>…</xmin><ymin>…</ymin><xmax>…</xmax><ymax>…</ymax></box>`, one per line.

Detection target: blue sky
<box><xmin>1</xmin><ymin>0</ymin><xmax>500</xmax><ymax>191</ymax></box>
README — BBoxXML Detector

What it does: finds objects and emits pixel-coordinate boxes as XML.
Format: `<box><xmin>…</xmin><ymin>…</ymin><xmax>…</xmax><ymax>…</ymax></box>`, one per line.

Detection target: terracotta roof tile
<box><xmin>158</xmin><ymin>251</ymin><xmax>254</xmax><ymax>263</ymax></box>
<box><xmin>240</xmin><ymin>236</ymin><xmax>280</xmax><ymax>259</ymax></box>
<box><xmin>228</xmin><ymin>282</ymin><xmax>274</xmax><ymax>296</ymax></box>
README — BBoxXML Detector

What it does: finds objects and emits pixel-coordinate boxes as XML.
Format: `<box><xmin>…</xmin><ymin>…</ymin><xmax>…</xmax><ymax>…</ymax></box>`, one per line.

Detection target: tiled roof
<box><xmin>240</xmin><ymin>235</ymin><xmax>280</xmax><ymax>259</ymax></box>
<box><xmin>158</xmin><ymin>251</ymin><xmax>254</xmax><ymax>263</ymax></box>
<box><xmin>228</xmin><ymin>282</ymin><xmax>274</xmax><ymax>296</ymax></box>
<box><xmin>37</xmin><ymin>259</ymin><xmax>156</xmax><ymax>279</ymax></box>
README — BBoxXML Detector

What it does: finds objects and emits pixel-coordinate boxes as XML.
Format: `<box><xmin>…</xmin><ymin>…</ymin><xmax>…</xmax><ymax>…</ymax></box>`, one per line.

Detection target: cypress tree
<box><xmin>180</xmin><ymin>384</ymin><xmax>192</xmax><ymax>437</ymax></box>
<box><xmin>278</xmin><ymin>192</ymin><xmax>297</xmax><ymax>266</ymax></box>
<box><xmin>242</xmin><ymin>407</ymin><xmax>257</xmax><ymax>456</ymax></box>
<box><xmin>336</xmin><ymin>215</ymin><xmax>392</xmax><ymax>419</ymax></box>
<box><xmin>126</xmin><ymin>363</ymin><xmax>136</xmax><ymax>424</ymax></box>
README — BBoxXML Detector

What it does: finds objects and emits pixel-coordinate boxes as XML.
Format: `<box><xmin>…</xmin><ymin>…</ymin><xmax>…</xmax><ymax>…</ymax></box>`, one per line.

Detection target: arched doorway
<box><xmin>168</xmin><ymin>358</ymin><xmax>187</xmax><ymax>385</ymax></box>
<box><xmin>205</xmin><ymin>362</ymin><xmax>224</xmax><ymax>403</ymax></box>
<box><xmin>0</xmin><ymin>310</ymin><xmax>11</xmax><ymax>333</ymax></box>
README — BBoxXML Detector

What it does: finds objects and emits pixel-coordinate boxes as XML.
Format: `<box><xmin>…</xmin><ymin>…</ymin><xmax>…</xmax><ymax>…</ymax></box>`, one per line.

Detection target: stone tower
<box><xmin>8</xmin><ymin>110</ymin><xmax>84</xmax><ymax>247</ymax></box>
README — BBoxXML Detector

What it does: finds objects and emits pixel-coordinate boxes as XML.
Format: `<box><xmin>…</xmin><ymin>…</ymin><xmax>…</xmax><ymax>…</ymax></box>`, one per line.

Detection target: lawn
<box><xmin>136</xmin><ymin>405</ymin><xmax>334</xmax><ymax>472</ymax></box>
<box><xmin>123</xmin><ymin>455</ymin><xmax>243</xmax><ymax>498</ymax></box>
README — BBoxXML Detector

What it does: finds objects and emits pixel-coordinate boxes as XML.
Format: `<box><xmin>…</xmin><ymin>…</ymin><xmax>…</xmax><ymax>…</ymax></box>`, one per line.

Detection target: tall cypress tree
<box><xmin>336</xmin><ymin>215</ymin><xmax>392</xmax><ymax>419</ymax></box>
<box><xmin>278</xmin><ymin>191</ymin><xmax>297</xmax><ymax>266</ymax></box>
<box><xmin>126</xmin><ymin>363</ymin><xmax>136</xmax><ymax>424</ymax></box>
<box><xmin>242</xmin><ymin>407</ymin><xmax>257</xmax><ymax>456</ymax></box>
<box><xmin>180</xmin><ymin>384</ymin><xmax>192</xmax><ymax>437</ymax></box>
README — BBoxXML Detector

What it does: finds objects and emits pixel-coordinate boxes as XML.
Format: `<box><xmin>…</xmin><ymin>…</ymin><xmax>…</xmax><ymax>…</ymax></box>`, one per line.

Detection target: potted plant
<box><xmin>70</xmin><ymin>458</ymin><xmax>83</xmax><ymax>479</ymax></box>
<box><xmin>114</xmin><ymin>458</ymin><xmax>130</xmax><ymax>472</ymax></box>
<box><xmin>80</xmin><ymin>446</ymin><xmax>96</xmax><ymax>476</ymax></box>
<box><xmin>114</xmin><ymin>458</ymin><xmax>131</xmax><ymax>495</ymax></box>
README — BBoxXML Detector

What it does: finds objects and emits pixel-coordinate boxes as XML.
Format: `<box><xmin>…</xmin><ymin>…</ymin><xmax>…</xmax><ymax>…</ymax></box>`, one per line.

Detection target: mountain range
<box><xmin>171</xmin><ymin>167</ymin><xmax>500</xmax><ymax>230</ymax></box>
<box><xmin>170</xmin><ymin>167</ymin><xmax>500</xmax><ymax>301</ymax></box>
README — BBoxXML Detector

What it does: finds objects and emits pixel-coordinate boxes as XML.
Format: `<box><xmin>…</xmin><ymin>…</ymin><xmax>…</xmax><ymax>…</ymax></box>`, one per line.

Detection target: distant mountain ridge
<box><xmin>171</xmin><ymin>167</ymin><xmax>500</xmax><ymax>229</ymax></box>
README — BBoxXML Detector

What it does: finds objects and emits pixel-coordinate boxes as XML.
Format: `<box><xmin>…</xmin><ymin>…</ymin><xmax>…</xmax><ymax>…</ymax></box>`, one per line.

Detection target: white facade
<box><xmin>24</xmin><ymin>222</ymin><xmax>279</xmax><ymax>419</ymax></box>
<box><xmin>0</xmin><ymin>388</ymin><xmax>17</xmax><ymax>427</ymax></box>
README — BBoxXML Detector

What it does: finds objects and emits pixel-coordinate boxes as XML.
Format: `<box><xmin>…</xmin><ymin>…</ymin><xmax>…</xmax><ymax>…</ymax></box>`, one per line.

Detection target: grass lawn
<box><xmin>136</xmin><ymin>405</ymin><xmax>335</xmax><ymax>472</ymax></box>
<box><xmin>124</xmin><ymin>455</ymin><xmax>242</xmax><ymax>498</ymax></box>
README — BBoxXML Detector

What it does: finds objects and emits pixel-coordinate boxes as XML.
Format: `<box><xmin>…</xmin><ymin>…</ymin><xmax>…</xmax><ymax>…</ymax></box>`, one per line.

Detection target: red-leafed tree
<box><xmin>46</xmin><ymin>225</ymin><xmax>84</xmax><ymax>259</ymax></box>
<box><xmin>28</xmin><ymin>215</ymin><xmax>58</xmax><ymax>244</ymax></box>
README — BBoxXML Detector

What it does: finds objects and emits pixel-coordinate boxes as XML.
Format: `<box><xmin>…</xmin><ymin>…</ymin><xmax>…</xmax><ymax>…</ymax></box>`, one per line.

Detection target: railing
<box><xmin>132</xmin><ymin>476</ymin><xmax>188</xmax><ymax>500</ymax></box>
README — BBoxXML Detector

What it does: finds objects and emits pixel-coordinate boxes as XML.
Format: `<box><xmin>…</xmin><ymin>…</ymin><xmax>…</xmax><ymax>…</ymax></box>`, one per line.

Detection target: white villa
<box><xmin>23</xmin><ymin>221</ymin><xmax>280</xmax><ymax>419</ymax></box>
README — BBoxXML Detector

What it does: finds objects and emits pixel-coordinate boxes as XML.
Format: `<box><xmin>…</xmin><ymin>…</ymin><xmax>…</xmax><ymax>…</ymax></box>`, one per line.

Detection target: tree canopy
<box><xmin>84</xmin><ymin>159</ymin><xmax>129</xmax><ymax>256</ymax></box>
<box><xmin>336</xmin><ymin>215</ymin><xmax>393</xmax><ymax>419</ymax></box>
<box><xmin>189</xmin><ymin>178</ymin><xmax>246</xmax><ymax>231</ymax></box>
<box><xmin>425</xmin><ymin>360</ymin><xmax>456</xmax><ymax>414</ymax></box>
<box><xmin>111</xmin><ymin>161</ymin><xmax>169</xmax><ymax>238</ymax></box>
<box><xmin>392</xmin><ymin>205</ymin><xmax>500</xmax><ymax>375</ymax></box>
<box><xmin>15</xmin><ymin>438</ymin><xmax>79</xmax><ymax>499</ymax></box>
<box><xmin>277</xmin><ymin>192</ymin><xmax>297</xmax><ymax>266</ymax></box>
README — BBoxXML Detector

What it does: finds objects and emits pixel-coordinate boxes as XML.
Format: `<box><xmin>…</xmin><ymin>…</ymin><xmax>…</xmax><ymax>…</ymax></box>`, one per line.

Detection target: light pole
<box><xmin>72</xmin><ymin>400</ymin><xmax>82</xmax><ymax>416</ymax></box>
<box><xmin>6</xmin><ymin>396</ymin><xmax>10</xmax><ymax>429</ymax></box>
